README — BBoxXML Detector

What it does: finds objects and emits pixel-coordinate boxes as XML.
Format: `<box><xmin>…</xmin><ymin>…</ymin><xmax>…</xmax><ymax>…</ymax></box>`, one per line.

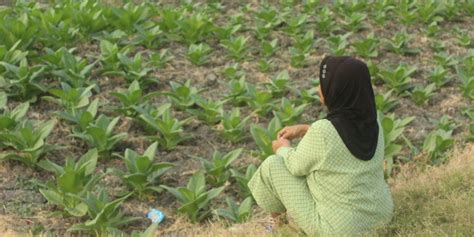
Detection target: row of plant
<box><xmin>2</xmin><ymin>0</ymin><xmax>473</xmax><ymax>51</ymax></box>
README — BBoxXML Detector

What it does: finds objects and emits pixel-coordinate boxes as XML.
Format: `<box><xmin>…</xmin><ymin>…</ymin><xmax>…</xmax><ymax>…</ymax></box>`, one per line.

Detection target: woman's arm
<box><xmin>275</xmin><ymin>122</ymin><xmax>327</xmax><ymax>176</ymax></box>
<box><xmin>277</xmin><ymin>124</ymin><xmax>311</xmax><ymax>140</ymax></box>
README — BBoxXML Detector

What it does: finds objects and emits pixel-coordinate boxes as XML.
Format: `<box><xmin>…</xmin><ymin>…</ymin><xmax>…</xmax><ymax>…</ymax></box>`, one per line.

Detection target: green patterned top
<box><xmin>276</xmin><ymin>119</ymin><xmax>394</xmax><ymax>235</ymax></box>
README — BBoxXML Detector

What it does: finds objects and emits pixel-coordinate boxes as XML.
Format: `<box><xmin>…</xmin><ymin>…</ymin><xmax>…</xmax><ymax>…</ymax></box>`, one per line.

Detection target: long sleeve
<box><xmin>276</xmin><ymin>121</ymin><xmax>327</xmax><ymax>176</ymax></box>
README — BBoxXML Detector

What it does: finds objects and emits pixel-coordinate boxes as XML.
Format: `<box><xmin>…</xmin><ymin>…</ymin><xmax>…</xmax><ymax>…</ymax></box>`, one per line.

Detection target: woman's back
<box><xmin>306</xmin><ymin>119</ymin><xmax>394</xmax><ymax>235</ymax></box>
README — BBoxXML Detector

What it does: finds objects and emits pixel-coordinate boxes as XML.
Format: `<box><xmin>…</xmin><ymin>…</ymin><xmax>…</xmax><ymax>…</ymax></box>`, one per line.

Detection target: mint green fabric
<box><xmin>248</xmin><ymin>119</ymin><xmax>394</xmax><ymax>236</ymax></box>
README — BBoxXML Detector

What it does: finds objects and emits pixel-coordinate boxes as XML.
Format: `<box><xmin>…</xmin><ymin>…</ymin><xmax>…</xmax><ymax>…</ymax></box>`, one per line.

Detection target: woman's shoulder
<box><xmin>309</xmin><ymin>119</ymin><xmax>333</xmax><ymax>134</ymax></box>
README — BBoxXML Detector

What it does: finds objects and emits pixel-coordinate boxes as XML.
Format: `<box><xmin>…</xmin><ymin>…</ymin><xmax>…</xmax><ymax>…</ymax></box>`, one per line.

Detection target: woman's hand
<box><xmin>277</xmin><ymin>124</ymin><xmax>310</xmax><ymax>140</ymax></box>
<box><xmin>272</xmin><ymin>138</ymin><xmax>291</xmax><ymax>153</ymax></box>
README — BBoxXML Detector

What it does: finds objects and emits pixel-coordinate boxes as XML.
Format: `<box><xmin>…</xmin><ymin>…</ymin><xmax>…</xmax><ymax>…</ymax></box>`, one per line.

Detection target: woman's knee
<box><xmin>260</xmin><ymin>154</ymin><xmax>286</xmax><ymax>173</ymax></box>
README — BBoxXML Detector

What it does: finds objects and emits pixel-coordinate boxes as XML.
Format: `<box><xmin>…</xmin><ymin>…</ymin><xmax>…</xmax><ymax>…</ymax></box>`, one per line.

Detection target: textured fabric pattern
<box><xmin>248</xmin><ymin>119</ymin><xmax>394</xmax><ymax>236</ymax></box>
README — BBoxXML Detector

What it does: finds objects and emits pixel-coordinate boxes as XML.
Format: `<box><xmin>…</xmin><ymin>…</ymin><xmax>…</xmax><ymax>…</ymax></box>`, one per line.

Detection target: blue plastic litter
<box><xmin>146</xmin><ymin>208</ymin><xmax>165</xmax><ymax>224</ymax></box>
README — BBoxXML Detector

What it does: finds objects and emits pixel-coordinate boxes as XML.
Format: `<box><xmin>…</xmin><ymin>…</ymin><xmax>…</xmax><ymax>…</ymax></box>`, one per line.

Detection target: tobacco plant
<box><xmin>220</xmin><ymin>36</ymin><xmax>249</xmax><ymax>61</ymax></box>
<box><xmin>37</xmin><ymin>149</ymin><xmax>102</xmax><ymax>217</ymax></box>
<box><xmin>375</xmin><ymin>90</ymin><xmax>399</xmax><ymax>113</ymax></box>
<box><xmin>110</xmin><ymin>142</ymin><xmax>174</xmax><ymax>199</ymax></box>
<box><xmin>215</xmin><ymin>197</ymin><xmax>253</xmax><ymax>224</ymax></box>
<box><xmin>260</xmin><ymin>39</ymin><xmax>279</xmax><ymax>58</ymax></box>
<box><xmin>43</xmin><ymin>83</ymin><xmax>95</xmax><ymax>111</ymax></box>
<box><xmin>289</xmin><ymin>31</ymin><xmax>314</xmax><ymax>67</ymax></box>
<box><xmin>0</xmin><ymin>58</ymin><xmax>46</xmax><ymax>101</ymax></box>
<box><xmin>219</xmin><ymin>108</ymin><xmax>250</xmax><ymax>143</ymax></box>
<box><xmin>457</xmin><ymin>67</ymin><xmax>474</xmax><ymax>100</ymax></box>
<box><xmin>195</xmin><ymin>148</ymin><xmax>243</xmax><ymax>186</ymax></box>
<box><xmin>352</xmin><ymin>32</ymin><xmax>379</xmax><ymax>58</ymax></box>
<box><xmin>187</xmin><ymin>43</ymin><xmax>212</xmax><ymax>66</ymax></box>
<box><xmin>42</xmin><ymin>47</ymin><xmax>96</xmax><ymax>87</ymax></box>
<box><xmin>71</xmin><ymin>115</ymin><xmax>127</xmax><ymax>156</ymax></box>
<box><xmin>56</xmin><ymin>99</ymin><xmax>99</xmax><ymax>133</ymax></box>
<box><xmin>266</xmin><ymin>70</ymin><xmax>291</xmax><ymax>96</ymax></box>
<box><xmin>149</xmin><ymin>49</ymin><xmax>174</xmax><ymax>69</ymax></box>
<box><xmin>251</xmin><ymin>116</ymin><xmax>282</xmax><ymax>159</ymax></box>
<box><xmin>187</xmin><ymin>97</ymin><xmax>225</xmax><ymax>125</ymax></box>
<box><xmin>384</xmin><ymin>32</ymin><xmax>420</xmax><ymax>55</ymax></box>
<box><xmin>378</xmin><ymin>63</ymin><xmax>417</xmax><ymax>93</ymax></box>
<box><xmin>163</xmin><ymin>80</ymin><xmax>201</xmax><ymax>110</ymax></box>
<box><xmin>162</xmin><ymin>172</ymin><xmax>224</xmax><ymax>223</ymax></box>
<box><xmin>315</xmin><ymin>6</ymin><xmax>336</xmax><ymax>35</ymax></box>
<box><xmin>274</xmin><ymin>98</ymin><xmax>308</xmax><ymax>125</ymax></box>
<box><xmin>68</xmin><ymin>191</ymin><xmax>140</xmax><ymax>236</ymax></box>
<box><xmin>225</xmin><ymin>77</ymin><xmax>249</xmax><ymax>106</ymax></box>
<box><xmin>0</xmin><ymin>119</ymin><xmax>56</xmax><ymax>167</ymax></box>
<box><xmin>423</xmin><ymin>129</ymin><xmax>454</xmax><ymax>165</ymax></box>
<box><xmin>230</xmin><ymin>164</ymin><xmax>257</xmax><ymax>198</ymax></box>
<box><xmin>245</xmin><ymin>84</ymin><xmax>274</xmax><ymax>116</ymax></box>
<box><xmin>409</xmin><ymin>83</ymin><xmax>436</xmax><ymax>106</ymax></box>
<box><xmin>0</xmin><ymin>94</ymin><xmax>29</xmax><ymax>131</ymax></box>
<box><xmin>379</xmin><ymin>112</ymin><xmax>415</xmax><ymax>177</ymax></box>
<box><xmin>343</xmin><ymin>12</ymin><xmax>367</xmax><ymax>32</ymax></box>
<box><xmin>428</xmin><ymin>66</ymin><xmax>452</xmax><ymax>87</ymax></box>
<box><xmin>326</xmin><ymin>33</ymin><xmax>351</xmax><ymax>56</ymax></box>
<box><xmin>110</xmin><ymin>80</ymin><xmax>159</xmax><ymax>117</ymax></box>
<box><xmin>137</xmin><ymin>106</ymin><xmax>191</xmax><ymax>150</ymax></box>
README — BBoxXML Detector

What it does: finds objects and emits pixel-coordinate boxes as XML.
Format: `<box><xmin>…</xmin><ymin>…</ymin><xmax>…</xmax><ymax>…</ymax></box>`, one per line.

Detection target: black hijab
<box><xmin>319</xmin><ymin>56</ymin><xmax>379</xmax><ymax>161</ymax></box>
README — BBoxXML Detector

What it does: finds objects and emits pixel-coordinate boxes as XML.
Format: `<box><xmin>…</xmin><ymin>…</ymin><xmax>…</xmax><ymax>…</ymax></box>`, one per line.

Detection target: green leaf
<box><xmin>39</xmin><ymin>189</ymin><xmax>63</xmax><ymax>206</ymax></box>
<box><xmin>77</xmin><ymin>149</ymin><xmax>98</xmax><ymax>176</ymax></box>
<box><xmin>0</xmin><ymin>92</ymin><xmax>6</xmax><ymax>108</ymax></box>
<box><xmin>65</xmin><ymin>202</ymin><xmax>88</xmax><ymax>217</ymax></box>
<box><xmin>38</xmin><ymin>159</ymin><xmax>64</xmax><ymax>175</ymax></box>
<box><xmin>143</xmin><ymin>142</ymin><xmax>158</xmax><ymax>161</ymax></box>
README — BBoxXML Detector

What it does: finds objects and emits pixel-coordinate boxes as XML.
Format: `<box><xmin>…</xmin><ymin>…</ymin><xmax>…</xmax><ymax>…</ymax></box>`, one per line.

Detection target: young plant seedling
<box><xmin>37</xmin><ymin>149</ymin><xmax>102</xmax><ymax>217</ymax></box>
<box><xmin>0</xmin><ymin>119</ymin><xmax>56</xmax><ymax>167</ymax></box>
<box><xmin>149</xmin><ymin>49</ymin><xmax>174</xmax><ymax>69</ymax></box>
<box><xmin>379</xmin><ymin>112</ymin><xmax>415</xmax><ymax>178</ymax></box>
<box><xmin>428</xmin><ymin>65</ymin><xmax>452</xmax><ymax>87</ymax></box>
<box><xmin>136</xmin><ymin>105</ymin><xmax>191</xmax><ymax>151</ymax></box>
<box><xmin>187</xmin><ymin>97</ymin><xmax>226</xmax><ymax>125</ymax></box>
<box><xmin>409</xmin><ymin>83</ymin><xmax>436</xmax><ymax>106</ymax></box>
<box><xmin>43</xmin><ymin>83</ymin><xmax>95</xmax><ymax>112</ymax></box>
<box><xmin>0</xmin><ymin>94</ymin><xmax>29</xmax><ymax>131</ymax></box>
<box><xmin>375</xmin><ymin>90</ymin><xmax>399</xmax><ymax>113</ymax></box>
<box><xmin>250</xmin><ymin>116</ymin><xmax>282</xmax><ymax>159</ymax></box>
<box><xmin>215</xmin><ymin>197</ymin><xmax>253</xmax><ymax>224</ymax></box>
<box><xmin>220</xmin><ymin>36</ymin><xmax>249</xmax><ymax>61</ymax></box>
<box><xmin>161</xmin><ymin>172</ymin><xmax>225</xmax><ymax>223</ymax></box>
<box><xmin>245</xmin><ymin>84</ymin><xmax>274</xmax><ymax>117</ymax></box>
<box><xmin>225</xmin><ymin>77</ymin><xmax>249</xmax><ymax>106</ymax></box>
<box><xmin>423</xmin><ymin>129</ymin><xmax>454</xmax><ymax>165</ymax></box>
<box><xmin>0</xmin><ymin>58</ymin><xmax>47</xmax><ymax>101</ymax></box>
<box><xmin>326</xmin><ymin>33</ymin><xmax>351</xmax><ymax>56</ymax></box>
<box><xmin>68</xmin><ymin>190</ymin><xmax>140</xmax><ymax>236</ymax></box>
<box><xmin>187</xmin><ymin>43</ymin><xmax>212</xmax><ymax>66</ymax></box>
<box><xmin>162</xmin><ymin>80</ymin><xmax>201</xmax><ymax>110</ymax></box>
<box><xmin>274</xmin><ymin>98</ymin><xmax>308</xmax><ymax>126</ymax></box>
<box><xmin>352</xmin><ymin>32</ymin><xmax>380</xmax><ymax>58</ymax></box>
<box><xmin>195</xmin><ymin>148</ymin><xmax>243</xmax><ymax>186</ymax></box>
<box><xmin>219</xmin><ymin>108</ymin><xmax>250</xmax><ymax>143</ymax></box>
<box><xmin>378</xmin><ymin>63</ymin><xmax>417</xmax><ymax>94</ymax></box>
<box><xmin>71</xmin><ymin>114</ymin><xmax>127</xmax><ymax>157</ymax></box>
<box><xmin>384</xmin><ymin>31</ymin><xmax>420</xmax><ymax>55</ymax></box>
<box><xmin>42</xmin><ymin>47</ymin><xmax>96</xmax><ymax>88</ymax></box>
<box><xmin>230</xmin><ymin>164</ymin><xmax>257</xmax><ymax>198</ymax></box>
<box><xmin>266</xmin><ymin>70</ymin><xmax>291</xmax><ymax>96</ymax></box>
<box><xmin>110</xmin><ymin>80</ymin><xmax>159</xmax><ymax>117</ymax></box>
<box><xmin>110</xmin><ymin>142</ymin><xmax>174</xmax><ymax>199</ymax></box>
<box><xmin>56</xmin><ymin>98</ymin><xmax>99</xmax><ymax>133</ymax></box>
